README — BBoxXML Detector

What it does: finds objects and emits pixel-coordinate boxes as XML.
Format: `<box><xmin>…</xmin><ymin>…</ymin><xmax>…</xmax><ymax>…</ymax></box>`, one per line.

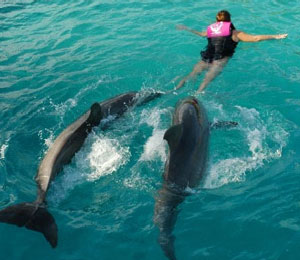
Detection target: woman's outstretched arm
<box><xmin>176</xmin><ymin>25</ymin><xmax>207</xmax><ymax>37</ymax></box>
<box><xmin>233</xmin><ymin>30</ymin><xmax>288</xmax><ymax>42</ymax></box>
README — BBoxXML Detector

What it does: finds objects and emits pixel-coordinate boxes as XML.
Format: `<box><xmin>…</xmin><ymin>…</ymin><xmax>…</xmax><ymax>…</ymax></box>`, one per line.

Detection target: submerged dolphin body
<box><xmin>154</xmin><ymin>97</ymin><xmax>209</xmax><ymax>260</ymax></box>
<box><xmin>0</xmin><ymin>91</ymin><xmax>161</xmax><ymax>248</ymax></box>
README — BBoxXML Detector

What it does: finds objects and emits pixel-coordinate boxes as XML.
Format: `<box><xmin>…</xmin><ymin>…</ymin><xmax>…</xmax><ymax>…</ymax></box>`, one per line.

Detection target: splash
<box><xmin>84</xmin><ymin>135</ymin><xmax>130</xmax><ymax>181</ymax></box>
<box><xmin>140</xmin><ymin>106</ymin><xmax>171</xmax><ymax>129</ymax></box>
<box><xmin>0</xmin><ymin>144</ymin><xmax>8</xmax><ymax>160</ymax></box>
<box><xmin>48</xmin><ymin>75</ymin><xmax>115</xmax><ymax>122</ymax></box>
<box><xmin>139</xmin><ymin>107</ymin><xmax>169</xmax><ymax>162</ymax></box>
<box><xmin>48</xmin><ymin>132</ymin><xmax>130</xmax><ymax>204</ymax></box>
<box><xmin>44</xmin><ymin>131</ymin><xmax>55</xmax><ymax>149</ymax></box>
<box><xmin>123</xmin><ymin>107</ymin><xmax>169</xmax><ymax>190</ymax></box>
<box><xmin>38</xmin><ymin>128</ymin><xmax>56</xmax><ymax>160</ymax></box>
<box><xmin>52</xmin><ymin>98</ymin><xmax>77</xmax><ymax>118</ymax></box>
<box><xmin>204</xmin><ymin>105</ymin><xmax>289</xmax><ymax>189</ymax></box>
<box><xmin>139</xmin><ymin>129</ymin><xmax>166</xmax><ymax>162</ymax></box>
<box><xmin>39</xmin><ymin>128</ymin><xmax>55</xmax><ymax>148</ymax></box>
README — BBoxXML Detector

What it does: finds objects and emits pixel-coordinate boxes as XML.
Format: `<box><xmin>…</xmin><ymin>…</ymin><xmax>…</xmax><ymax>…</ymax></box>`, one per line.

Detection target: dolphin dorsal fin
<box><xmin>88</xmin><ymin>103</ymin><xmax>102</xmax><ymax>126</ymax></box>
<box><xmin>163</xmin><ymin>124</ymin><xmax>183</xmax><ymax>150</ymax></box>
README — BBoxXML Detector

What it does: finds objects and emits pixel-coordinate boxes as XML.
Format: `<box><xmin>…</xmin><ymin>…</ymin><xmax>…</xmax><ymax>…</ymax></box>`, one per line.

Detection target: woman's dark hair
<box><xmin>216</xmin><ymin>10</ymin><xmax>231</xmax><ymax>22</ymax></box>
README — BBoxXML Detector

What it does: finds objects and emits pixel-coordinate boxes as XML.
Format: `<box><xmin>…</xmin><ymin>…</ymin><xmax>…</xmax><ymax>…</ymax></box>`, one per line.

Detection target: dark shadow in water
<box><xmin>0</xmin><ymin>0</ymin><xmax>37</xmax><ymax>14</ymax></box>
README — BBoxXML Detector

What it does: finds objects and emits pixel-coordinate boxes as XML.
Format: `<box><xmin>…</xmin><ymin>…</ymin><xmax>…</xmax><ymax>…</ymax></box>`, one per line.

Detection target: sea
<box><xmin>0</xmin><ymin>0</ymin><xmax>299</xmax><ymax>259</ymax></box>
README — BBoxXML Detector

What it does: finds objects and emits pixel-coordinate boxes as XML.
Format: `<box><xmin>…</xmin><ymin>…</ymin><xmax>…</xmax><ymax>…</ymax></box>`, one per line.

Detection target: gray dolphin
<box><xmin>0</xmin><ymin>91</ymin><xmax>161</xmax><ymax>248</ymax></box>
<box><xmin>154</xmin><ymin>97</ymin><xmax>210</xmax><ymax>260</ymax></box>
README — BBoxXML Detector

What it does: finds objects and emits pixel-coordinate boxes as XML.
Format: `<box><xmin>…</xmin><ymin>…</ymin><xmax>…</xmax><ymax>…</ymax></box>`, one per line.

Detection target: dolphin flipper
<box><xmin>0</xmin><ymin>203</ymin><xmax>57</xmax><ymax>248</ymax></box>
<box><xmin>163</xmin><ymin>124</ymin><xmax>183</xmax><ymax>151</ymax></box>
<box><xmin>210</xmin><ymin>121</ymin><xmax>238</xmax><ymax>129</ymax></box>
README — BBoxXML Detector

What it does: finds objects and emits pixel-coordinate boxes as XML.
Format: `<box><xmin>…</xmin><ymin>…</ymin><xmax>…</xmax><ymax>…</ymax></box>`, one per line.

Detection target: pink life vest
<box><xmin>206</xmin><ymin>21</ymin><xmax>231</xmax><ymax>38</ymax></box>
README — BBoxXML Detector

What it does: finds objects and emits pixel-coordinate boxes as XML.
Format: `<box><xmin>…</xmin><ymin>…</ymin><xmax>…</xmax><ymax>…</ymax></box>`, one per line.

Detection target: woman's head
<box><xmin>216</xmin><ymin>10</ymin><xmax>231</xmax><ymax>22</ymax></box>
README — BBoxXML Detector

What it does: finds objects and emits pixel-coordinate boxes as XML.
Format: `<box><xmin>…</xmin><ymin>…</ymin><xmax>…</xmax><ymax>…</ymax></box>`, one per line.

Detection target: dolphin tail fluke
<box><xmin>136</xmin><ymin>91</ymin><xmax>163</xmax><ymax>106</ymax></box>
<box><xmin>159</xmin><ymin>233</ymin><xmax>177</xmax><ymax>260</ymax></box>
<box><xmin>0</xmin><ymin>202</ymin><xmax>57</xmax><ymax>248</ymax></box>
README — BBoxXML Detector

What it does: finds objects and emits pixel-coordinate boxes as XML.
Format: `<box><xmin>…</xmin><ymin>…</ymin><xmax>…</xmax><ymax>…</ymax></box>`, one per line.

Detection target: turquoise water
<box><xmin>1</xmin><ymin>0</ymin><xmax>300</xmax><ymax>259</ymax></box>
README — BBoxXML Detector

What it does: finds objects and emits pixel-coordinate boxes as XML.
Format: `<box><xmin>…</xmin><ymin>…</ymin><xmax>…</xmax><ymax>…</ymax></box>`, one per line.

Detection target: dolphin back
<box><xmin>0</xmin><ymin>202</ymin><xmax>57</xmax><ymax>248</ymax></box>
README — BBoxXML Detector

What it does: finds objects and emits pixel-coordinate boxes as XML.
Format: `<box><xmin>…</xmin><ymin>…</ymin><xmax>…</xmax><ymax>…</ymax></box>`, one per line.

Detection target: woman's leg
<box><xmin>197</xmin><ymin>57</ymin><xmax>229</xmax><ymax>93</ymax></box>
<box><xmin>175</xmin><ymin>60</ymin><xmax>208</xmax><ymax>90</ymax></box>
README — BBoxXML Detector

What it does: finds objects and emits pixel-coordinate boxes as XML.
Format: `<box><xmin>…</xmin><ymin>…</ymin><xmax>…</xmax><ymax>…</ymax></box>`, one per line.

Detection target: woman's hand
<box><xmin>274</xmin><ymin>34</ymin><xmax>288</xmax><ymax>39</ymax></box>
<box><xmin>176</xmin><ymin>25</ymin><xmax>189</xmax><ymax>31</ymax></box>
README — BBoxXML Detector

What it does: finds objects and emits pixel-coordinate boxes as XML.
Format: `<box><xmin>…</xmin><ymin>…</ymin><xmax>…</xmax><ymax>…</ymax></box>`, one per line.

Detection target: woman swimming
<box><xmin>175</xmin><ymin>10</ymin><xmax>288</xmax><ymax>93</ymax></box>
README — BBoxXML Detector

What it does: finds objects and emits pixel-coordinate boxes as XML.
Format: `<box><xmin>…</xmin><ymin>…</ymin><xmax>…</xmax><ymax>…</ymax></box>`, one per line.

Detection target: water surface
<box><xmin>0</xmin><ymin>1</ymin><xmax>299</xmax><ymax>259</ymax></box>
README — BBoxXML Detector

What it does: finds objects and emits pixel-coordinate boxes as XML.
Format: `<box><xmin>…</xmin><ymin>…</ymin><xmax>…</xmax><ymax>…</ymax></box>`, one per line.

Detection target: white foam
<box><xmin>48</xmin><ymin>132</ymin><xmax>130</xmax><ymax>204</ymax></box>
<box><xmin>44</xmin><ymin>131</ymin><xmax>55</xmax><ymax>149</ymax></box>
<box><xmin>49</xmin><ymin>98</ymin><xmax>77</xmax><ymax>119</ymax></box>
<box><xmin>85</xmin><ymin>136</ymin><xmax>130</xmax><ymax>181</ymax></box>
<box><xmin>123</xmin><ymin>107</ymin><xmax>170</xmax><ymax>190</ymax></box>
<box><xmin>123</xmin><ymin>167</ymin><xmax>147</xmax><ymax>190</ymax></box>
<box><xmin>0</xmin><ymin>144</ymin><xmax>8</xmax><ymax>160</ymax></box>
<box><xmin>205</xmin><ymin>158</ymin><xmax>251</xmax><ymax>189</ymax></box>
<box><xmin>140</xmin><ymin>107</ymin><xmax>171</xmax><ymax>129</ymax></box>
<box><xmin>97</xmin><ymin>74</ymin><xmax>123</xmax><ymax>85</ymax></box>
<box><xmin>38</xmin><ymin>128</ymin><xmax>55</xmax><ymax>159</ymax></box>
<box><xmin>139</xmin><ymin>129</ymin><xmax>166</xmax><ymax>162</ymax></box>
<box><xmin>279</xmin><ymin>218</ymin><xmax>300</xmax><ymax>231</ymax></box>
<box><xmin>139</xmin><ymin>107</ymin><xmax>170</xmax><ymax>162</ymax></box>
<box><xmin>123</xmin><ymin>159</ymin><xmax>159</xmax><ymax>192</ymax></box>
<box><xmin>204</xmin><ymin>105</ymin><xmax>289</xmax><ymax>189</ymax></box>
<box><xmin>100</xmin><ymin>115</ymin><xmax>117</xmax><ymax>127</ymax></box>
<box><xmin>184</xmin><ymin>186</ymin><xmax>199</xmax><ymax>194</ymax></box>
<box><xmin>49</xmin><ymin>77</ymin><xmax>109</xmax><ymax>121</ymax></box>
<box><xmin>236</xmin><ymin>105</ymin><xmax>261</xmax><ymax>124</ymax></box>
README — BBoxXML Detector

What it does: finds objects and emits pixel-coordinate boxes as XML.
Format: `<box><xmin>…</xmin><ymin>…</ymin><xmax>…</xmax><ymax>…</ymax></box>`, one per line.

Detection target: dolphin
<box><xmin>154</xmin><ymin>97</ymin><xmax>210</xmax><ymax>260</ymax></box>
<box><xmin>0</xmin><ymin>91</ymin><xmax>161</xmax><ymax>248</ymax></box>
